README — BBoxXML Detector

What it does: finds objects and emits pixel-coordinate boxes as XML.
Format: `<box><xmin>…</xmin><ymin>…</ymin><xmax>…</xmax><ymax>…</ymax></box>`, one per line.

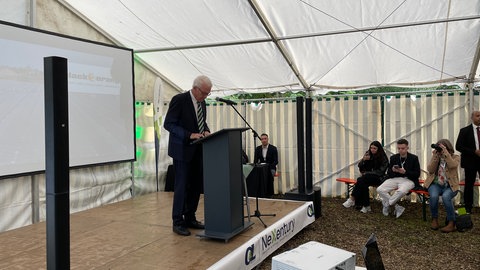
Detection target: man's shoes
<box><xmin>394</xmin><ymin>204</ymin><xmax>405</xmax><ymax>218</ymax></box>
<box><xmin>342</xmin><ymin>198</ymin><xmax>355</xmax><ymax>208</ymax></box>
<box><xmin>360</xmin><ymin>206</ymin><xmax>371</xmax><ymax>214</ymax></box>
<box><xmin>186</xmin><ymin>220</ymin><xmax>205</xmax><ymax>229</ymax></box>
<box><xmin>173</xmin><ymin>225</ymin><xmax>191</xmax><ymax>236</ymax></box>
<box><xmin>382</xmin><ymin>205</ymin><xmax>389</xmax><ymax>216</ymax></box>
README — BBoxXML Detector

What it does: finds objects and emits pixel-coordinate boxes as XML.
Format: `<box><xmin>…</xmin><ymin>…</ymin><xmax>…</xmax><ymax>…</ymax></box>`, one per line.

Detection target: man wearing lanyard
<box><xmin>455</xmin><ymin>111</ymin><xmax>480</xmax><ymax>214</ymax></box>
<box><xmin>377</xmin><ymin>138</ymin><xmax>421</xmax><ymax>218</ymax></box>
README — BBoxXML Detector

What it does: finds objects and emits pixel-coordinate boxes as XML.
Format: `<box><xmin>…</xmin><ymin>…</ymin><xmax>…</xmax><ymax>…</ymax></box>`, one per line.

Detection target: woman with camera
<box><xmin>343</xmin><ymin>141</ymin><xmax>389</xmax><ymax>213</ymax></box>
<box><xmin>424</xmin><ymin>139</ymin><xmax>460</xmax><ymax>233</ymax></box>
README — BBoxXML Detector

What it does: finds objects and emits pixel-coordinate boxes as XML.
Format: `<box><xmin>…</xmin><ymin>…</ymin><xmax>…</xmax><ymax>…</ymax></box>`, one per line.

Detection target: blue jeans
<box><xmin>428</xmin><ymin>183</ymin><xmax>457</xmax><ymax>221</ymax></box>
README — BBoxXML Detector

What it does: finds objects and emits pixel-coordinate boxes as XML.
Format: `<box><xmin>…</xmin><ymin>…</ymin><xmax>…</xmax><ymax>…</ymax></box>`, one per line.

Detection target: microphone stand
<box><xmin>227</xmin><ymin>102</ymin><xmax>276</xmax><ymax>228</ymax></box>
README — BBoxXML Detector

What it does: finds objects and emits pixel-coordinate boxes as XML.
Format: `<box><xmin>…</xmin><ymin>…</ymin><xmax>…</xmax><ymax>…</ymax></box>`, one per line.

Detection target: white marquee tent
<box><xmin>59</xmin><ymin>0</ymin><xmax>480</xmax><ymax>97</ymax></box>
<box><xmin>1</xmin><ymin>0</ymin><xmax>480</xmax><ymax>232</ymax></box>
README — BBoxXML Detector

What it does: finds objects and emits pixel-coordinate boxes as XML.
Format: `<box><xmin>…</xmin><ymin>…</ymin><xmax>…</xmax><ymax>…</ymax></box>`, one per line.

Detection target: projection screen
<box><xmin>0</xmin><ymin>20</ymin><xmax>136</xmax><ymax>178</ymax></box>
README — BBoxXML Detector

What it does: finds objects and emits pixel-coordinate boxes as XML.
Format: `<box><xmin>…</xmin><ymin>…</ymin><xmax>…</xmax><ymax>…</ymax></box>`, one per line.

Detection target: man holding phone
<box><xmin>377</xmin><ymin>138</ymin><xmax>421</xmax><ymax>218</ymax></box>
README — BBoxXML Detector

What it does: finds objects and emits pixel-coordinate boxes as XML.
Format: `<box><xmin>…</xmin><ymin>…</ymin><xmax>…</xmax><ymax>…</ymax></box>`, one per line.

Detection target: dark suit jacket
<box><xmin>254</xmin><ymin>144</ymin><xmax>278</xmax><ymax>172</ymax></box>
<box><xmin>386</xmin><ymin>152</ymin><xmax>421</xmax><ymax>186</ymax></box>
<box><xmin>163</xmin><ymin>91</ymin><xmax>209</xmax><ymax>162</ymax></box>
<box><xmin>456</xmin><ymin>124</ymin><xmax>480</xmax><ymax>169</ymax></box>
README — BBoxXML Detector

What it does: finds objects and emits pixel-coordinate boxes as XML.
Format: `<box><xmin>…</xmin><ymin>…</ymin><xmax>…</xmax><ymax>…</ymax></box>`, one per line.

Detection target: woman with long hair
<box><xmin>424</xmin><ymin>139</ymin><xmax>460</xmax><ymax>233</ymax></box>
<box><xmin>343</xmin><ymin>141</ymin><xmax>389</xmax><ymax>213</ymax></box>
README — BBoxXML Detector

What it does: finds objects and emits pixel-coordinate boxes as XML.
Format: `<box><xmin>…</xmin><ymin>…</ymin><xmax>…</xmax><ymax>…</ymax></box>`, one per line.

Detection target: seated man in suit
<box><xmin>254</xmin><ymin>133</ymin><xmax>279</xmax><ymax>196</ymax></box>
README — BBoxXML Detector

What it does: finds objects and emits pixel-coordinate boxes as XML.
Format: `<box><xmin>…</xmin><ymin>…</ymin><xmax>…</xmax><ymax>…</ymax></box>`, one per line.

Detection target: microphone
<box><xmin>215</xmin><ymin>97</ymin><xmax>237</xmax><ymax>105</ymax></box>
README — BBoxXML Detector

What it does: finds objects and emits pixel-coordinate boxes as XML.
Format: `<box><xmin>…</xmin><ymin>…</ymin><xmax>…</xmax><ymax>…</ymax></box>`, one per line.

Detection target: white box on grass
<box><xmin>271</xmin><ymin>241</ymin><xmax>356</xmax><ymax>270</ymax></box>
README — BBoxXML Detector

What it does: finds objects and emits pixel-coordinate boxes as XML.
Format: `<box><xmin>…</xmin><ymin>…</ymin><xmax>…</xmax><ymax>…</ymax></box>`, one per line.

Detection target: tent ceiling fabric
<box><xmin>61</xmin><ymin>0</ymin><xmax>480</xmax><ymax>96</ymax></box>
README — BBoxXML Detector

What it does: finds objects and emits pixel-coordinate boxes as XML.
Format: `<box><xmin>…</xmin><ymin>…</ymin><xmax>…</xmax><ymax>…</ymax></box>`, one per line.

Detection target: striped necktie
<box><xmin>197</xmin><ymin>101</ymin><xmax>204</xmax><ymax>133</ymax></box>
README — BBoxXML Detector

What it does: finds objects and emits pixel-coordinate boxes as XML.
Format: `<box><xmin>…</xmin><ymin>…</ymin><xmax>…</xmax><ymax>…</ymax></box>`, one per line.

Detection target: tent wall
<box><xmin>133</xmin><ymin>103</ymin><xmax>157</xmax><ymax>195</ymax></box>
<box><xmin>0</xmin><ymin>0</ymin><xmax>32</xmax><ymax>25</ymax></box>
<box><xmin>1</xmin><ymin>0</ymin><xmax>480</xmax><ymax>234</ymax></box>
<box><xmin>312</xmin><ymin>96</ymin><xmax>383</xmax><ymax>196</ymax></box>
<box><xmin>0</xmin><ymin>100</ymin><xmax>165</xmax><ymax>232</ymax></box>
<box><xmin>0</xmin><ymin>0</ymin><xmax>177</xmax><ymax>232</ymax></box>
<box><xmin>1</xmin><ymin>90</ymin><xmax>479</xmax><ymax>232</ymax></box>
<box><xmin>133</xmin><ymin>102</ymin><xmax>171</xmax><ymax>196</ymax></box>
<box><xmin>204</xmin><ymin>101</ymin><xmax>299</xmax><ymax>195</ymax></box>
<box><xmin>0</xmin><ymin>165</ymin><xmax>132</xmax><ymax>232</ymax></box>
<box><xmin>314</xmin><ymin>92</ymin><xmax>478</xmax><ymax>199</ymax></box>
<box><xmin>34</xmin><ymin>0</ymin><xmax>180</xmax><ymax>102</ymax></box>
<box><xmin>245</xmin><ymin>101</ymin><xmax>298</xmax><ymax>194</ymax></box>
<box><xmin>204</xmin><ymin>91</ymin><xmax>479</xmax><ymax>199</ymax></box>
<box><xmin>39</xmin><ymin>164</ymin><xmax>133</xmax><ymax>217</ymax></box>
<box><xmin>0</xmin><ymin>176</ymin><xmax>32</xmax><ymax>231</ymax></box>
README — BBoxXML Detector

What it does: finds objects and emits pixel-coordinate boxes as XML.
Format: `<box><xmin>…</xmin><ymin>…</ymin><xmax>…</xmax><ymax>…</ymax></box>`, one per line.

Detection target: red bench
<box><xmin>459</xmin><ymin>181</ymin><xmax>480</xmax><ymax>187</ymax></box>
<box><xmin>336</xmin><ymin>178</ymin><xmax>429</xmax><ymax>221</ymax></box>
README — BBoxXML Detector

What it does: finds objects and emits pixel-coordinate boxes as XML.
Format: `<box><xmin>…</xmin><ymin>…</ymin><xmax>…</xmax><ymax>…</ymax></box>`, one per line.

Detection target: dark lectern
<box><xmin>193</xmin><ymin>128</ymin><xmax>253</xmax><ymax>241</ymax></box>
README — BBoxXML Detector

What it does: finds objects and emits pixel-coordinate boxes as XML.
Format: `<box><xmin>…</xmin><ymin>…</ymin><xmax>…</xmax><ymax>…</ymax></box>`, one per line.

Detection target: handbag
<box><xmin>455</xmin><ymin>213</ymin><xmax>473</xmax><ymax>232</ymax></box>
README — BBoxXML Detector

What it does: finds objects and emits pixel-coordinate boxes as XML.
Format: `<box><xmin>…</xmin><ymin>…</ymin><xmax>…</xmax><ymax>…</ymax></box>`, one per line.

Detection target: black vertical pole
<box><xmin>305</xmin><ymin>97</ymin><xmax>313</xmax><ymax>192</ymax></box>
<box><xmin>380</xmin><ymin>96</ymin><xmax>385</xmax><ymax>147</ymax></box>
<box><xmin>296</xmin><ymin>96</ymin><xmax>305</xmax><ymax>194</ymax></box>
<box><xmin>44</xmin><ymin>56</ymin><xmax>70</xmax><ymax>270</ymax></box>
<box><xmin>284</xmin><ymin>96</ymin><xmax>320</xmax><ymax>217</ymax></box>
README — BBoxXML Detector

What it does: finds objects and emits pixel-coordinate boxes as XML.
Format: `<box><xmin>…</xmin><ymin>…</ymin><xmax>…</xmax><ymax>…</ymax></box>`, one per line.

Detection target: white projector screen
<box><xmin>0</xmin><ymin>21</ymin><xmax>136</xmax><ymax>178</ymax></box>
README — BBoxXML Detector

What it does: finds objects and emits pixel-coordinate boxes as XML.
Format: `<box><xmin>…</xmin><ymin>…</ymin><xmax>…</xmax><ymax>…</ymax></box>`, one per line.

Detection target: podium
<box><xmin>193</xmin><ymin>128</ymin><xmax>253</xmax><ymax>241</ymax></box>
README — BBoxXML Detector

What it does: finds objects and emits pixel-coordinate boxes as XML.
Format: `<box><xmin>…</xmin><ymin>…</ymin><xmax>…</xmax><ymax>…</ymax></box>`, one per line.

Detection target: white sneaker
<box><xmin>395</xmin><ymin>204</ymin><xmax>405</xmax><ymax>218</ymax></box>
<box><xmin>382</xmin><ymin>206</ymin><xmax>389</xmax><ymax>216</ymax></box>
<box><xmin>360</xmin><ymin>206</ymin><xmax>371</xmax><ymax>213</ymax></box>
<box><xmin>342</xmin><ymin>198</ymin><xmax>355</xmax><ymax>208</ymax></box>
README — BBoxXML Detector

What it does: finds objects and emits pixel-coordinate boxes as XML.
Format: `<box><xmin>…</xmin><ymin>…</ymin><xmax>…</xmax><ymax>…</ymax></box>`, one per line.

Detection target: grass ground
<box><xmin>257</xmin><ymin>196</ymin><xmax>480</xmax><ymax>269</ymax></box>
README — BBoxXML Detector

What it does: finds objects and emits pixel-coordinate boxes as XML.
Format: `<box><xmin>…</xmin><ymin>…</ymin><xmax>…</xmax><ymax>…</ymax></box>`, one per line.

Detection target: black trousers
<box><xmin>351</xmin><ymin>174</ymin><xmax>383</xmax><ymax>207</ymax></box>
<box><xmin>463</xmin><ymin>167</ymin><xmax>480</xmax><ymax>212</ymax></box>
<box><xmin>172</xmin><ymin>149</ymin><xmax>203</xmax><ymax>226</ymax></box>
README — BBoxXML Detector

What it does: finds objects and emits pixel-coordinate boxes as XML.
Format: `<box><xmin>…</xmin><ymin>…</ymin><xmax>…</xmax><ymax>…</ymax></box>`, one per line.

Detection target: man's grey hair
<box><xmin>193</xmin><ymin>75</ymin><xmax>212</xmax><ymax>88</ymax></box>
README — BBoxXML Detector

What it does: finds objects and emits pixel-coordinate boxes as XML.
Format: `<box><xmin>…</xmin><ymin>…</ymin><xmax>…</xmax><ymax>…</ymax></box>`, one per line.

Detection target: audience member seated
<box><xmin>254</xmin><ymin>133</ymin><xmax>278</xmax><ymax>196</ymax></box>
<box><xmin>424</xmin><ymin>139</ymin><xmax>460</xmax><ymax>233</ymax></box>
<box><xmin>377</xmin><ymin>138</ymin><xmax>421</xmax><ymax>218</ymax></box>
<box><xmin>343</xmin><ymin>141</ymin><xmax>389</xmax><ymax>213</ymax></box>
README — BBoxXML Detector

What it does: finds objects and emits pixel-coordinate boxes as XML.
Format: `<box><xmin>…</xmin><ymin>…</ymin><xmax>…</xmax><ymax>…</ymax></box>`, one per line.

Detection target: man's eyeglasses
<box><xmin>195</xmin><ymin>87</ymin><xmax>211</xmax><ymax>96</ymax></box>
